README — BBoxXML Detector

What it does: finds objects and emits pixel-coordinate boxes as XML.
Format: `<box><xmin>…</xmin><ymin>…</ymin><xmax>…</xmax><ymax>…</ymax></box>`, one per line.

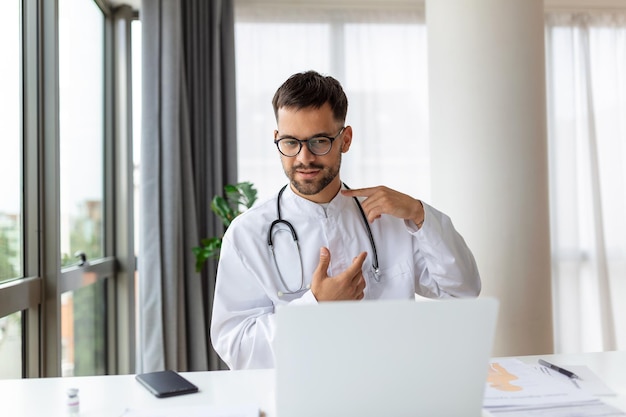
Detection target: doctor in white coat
<box><xmin>210</xmin><ymin>70</ymin><xmax>481</xmax><ymax>370</ymax></box>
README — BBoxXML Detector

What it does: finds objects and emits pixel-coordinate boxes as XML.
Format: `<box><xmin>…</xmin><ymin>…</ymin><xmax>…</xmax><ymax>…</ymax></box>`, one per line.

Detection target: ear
<box><xmin>340</xmin><ymin>126</ymin><xmax>353</xmax><ymax>153</ymax></box>
<box><xmin>274</xmin><ymin>129</ymin><xmax>279</xmax><ymax>140</ymax></box>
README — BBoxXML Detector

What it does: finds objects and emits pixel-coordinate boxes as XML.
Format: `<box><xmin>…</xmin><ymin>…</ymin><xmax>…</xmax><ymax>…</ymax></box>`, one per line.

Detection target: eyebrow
<box><xmin>276</xmin><ymin>131</ymin><xmax>333</xmax><ymax>140</ymax></box>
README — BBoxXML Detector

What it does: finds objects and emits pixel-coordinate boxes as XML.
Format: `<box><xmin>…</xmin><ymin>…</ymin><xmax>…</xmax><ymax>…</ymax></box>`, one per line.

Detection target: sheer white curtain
<box><xmin>234</xmin><ymin>5</ymin><xmax>429</xmax><ymax>203</ymax></box>
<box><xmin>545</xmin><ymin>12</ymin><xmax>626</xmax><ymax>353</ymax></box>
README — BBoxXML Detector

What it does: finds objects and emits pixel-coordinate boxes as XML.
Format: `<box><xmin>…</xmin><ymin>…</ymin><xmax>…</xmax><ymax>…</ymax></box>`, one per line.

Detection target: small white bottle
<box><xmin>67</xmin><ymin>388</ymin><xmax>79</xmax><ymax>416</ymax></box>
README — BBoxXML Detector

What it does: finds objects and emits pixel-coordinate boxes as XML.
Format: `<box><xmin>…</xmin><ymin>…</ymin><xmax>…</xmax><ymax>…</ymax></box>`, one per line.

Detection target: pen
<box><xmin>538</xmin><ymin>359</ymin><xmax>580</xmax><ymax>379</ymax></box>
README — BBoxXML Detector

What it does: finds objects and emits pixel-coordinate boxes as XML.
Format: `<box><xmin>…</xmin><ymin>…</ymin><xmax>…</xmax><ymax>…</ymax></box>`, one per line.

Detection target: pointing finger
<box><xmin>351</xmin><ymin>251</ymin><xmax>367</xmax><ymax>267</ymax></box>
<box><xmin>346</xmin><ymin>252</ymin><xmax>367</xmax><ymax>282</ymax></box>
<box><xmin>341</xmin><ymin>187</ymin><xmax>378</xmax><ymax>198</ymax></box>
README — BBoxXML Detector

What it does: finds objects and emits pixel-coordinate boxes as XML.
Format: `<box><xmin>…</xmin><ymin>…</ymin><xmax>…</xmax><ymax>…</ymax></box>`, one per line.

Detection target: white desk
<box><xmin>2</xmin><ymin>351</ymin><xmax>625</xmax><ymax>417</ymax></box>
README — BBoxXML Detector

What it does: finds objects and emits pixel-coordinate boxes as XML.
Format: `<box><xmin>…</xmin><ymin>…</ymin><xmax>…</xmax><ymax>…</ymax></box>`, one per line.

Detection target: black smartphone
<box><xmin>135</xmin><ymin>370</ymin><xmax>199</xmax><ymax>398</ymax></box>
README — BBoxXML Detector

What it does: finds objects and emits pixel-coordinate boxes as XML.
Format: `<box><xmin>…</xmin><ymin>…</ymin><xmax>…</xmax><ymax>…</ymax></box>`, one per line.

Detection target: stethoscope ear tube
<box><xmin>343</xmin><ymin>184</ymin><xmax>380</xmax><ymax>275</ymax></box>
<box><xmin>267</xmin><ymin>219</ymin><xmax>298</xmax><ymax>247</ymax></box>
<box><xmin>267</xmin><ymin>185</ymin><xmax>299</xmax><ymax>246</ymax></box>
<box><xmin>269</xmin><ymin>185</ymin><xmax>305</xmax><ymax>296</ymax></box>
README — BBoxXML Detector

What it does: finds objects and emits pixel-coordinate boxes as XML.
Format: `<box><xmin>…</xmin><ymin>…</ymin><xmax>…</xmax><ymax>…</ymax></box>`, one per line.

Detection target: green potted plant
<box><xmin>193</xmin><ymin>181</ymin><xmax>258</xmax><ymax>273</ymax></box>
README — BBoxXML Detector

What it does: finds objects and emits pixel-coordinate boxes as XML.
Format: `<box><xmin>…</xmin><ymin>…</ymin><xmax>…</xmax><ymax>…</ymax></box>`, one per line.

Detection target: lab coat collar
<box><xmin>281</xmin><ymin>183</ymin><xmax>352</xmax><ymax>219</ymax></box>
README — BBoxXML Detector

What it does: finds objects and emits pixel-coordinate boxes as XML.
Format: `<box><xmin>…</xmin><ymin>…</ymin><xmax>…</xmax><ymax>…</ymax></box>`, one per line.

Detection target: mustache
<box><xmin>292</xmin><ymin>163</ymin><xmax>325</xmax><ymax>171</ymax></box>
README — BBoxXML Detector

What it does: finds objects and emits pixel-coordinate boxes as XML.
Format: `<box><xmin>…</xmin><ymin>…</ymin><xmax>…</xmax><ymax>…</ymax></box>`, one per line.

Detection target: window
<box><xmin>234</xmin><ymin>7</ymin><xmax>429</xmax><ymax>202</ymax></box>
<box><xmin>0</xmin><ymin>0</ymin><xmax>138</xmax><ymax>379</ymax></box>
<box><xmin>132</xmin><ymin>18</ymin><xmax>142</xmax><ymax>354</ymax></box>
<box><xmin>545</xmin><ymin>12</ymin><xmax>626</xmax><ymax>352</ymax></box>
<box><xmin>59</xmin><ymin>0</ymin><xmax>105</xmax><ymax>267</ymax></box>
<box><xmin>132</xmin><ymin>19</ymin><xmax>141</xmax><ymax>268</ymax></box>
<box><xmin>0</xmin><ymin>0</ymin><xmax>22</xmax><ymax>284</ymax></box>
<box><xmin>0</xmin><ymin>0</ymin><xmax>24</xmax><ymax>380</ymax></box>
<box><xmin>0</xmin><ymin>312</ymin><xmax>22</xmax><ymax>379</ymax></box>
<box><xmin>58</xmin><ymin>0</ymin><xmax>109</xmax><ymax>377</ymax></box>
<box><xmin>61</xmin><ymin>281</ymin><xmax>107</xmax><ymax>376</ymax></box>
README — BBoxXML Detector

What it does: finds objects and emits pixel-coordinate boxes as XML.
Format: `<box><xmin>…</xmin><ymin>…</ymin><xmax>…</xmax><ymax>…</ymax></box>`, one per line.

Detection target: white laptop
<box><xmin>274</xmin><ymin>297</ymin><xmax>499</xmax><ymax>417</ymax></box>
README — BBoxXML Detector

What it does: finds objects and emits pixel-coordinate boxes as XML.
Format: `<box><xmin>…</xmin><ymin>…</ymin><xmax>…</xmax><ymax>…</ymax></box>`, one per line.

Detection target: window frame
<box><xmin>0</xmin><ymin>0</ymin><xmax>137</xmax><ymax>378</ymax></box>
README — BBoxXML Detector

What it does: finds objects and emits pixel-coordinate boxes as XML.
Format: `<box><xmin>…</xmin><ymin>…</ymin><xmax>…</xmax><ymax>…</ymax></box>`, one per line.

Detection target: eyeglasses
<box><xmin>274</xmin><ymin>127</ymin><xmax>346</xmax><ymax>157</ymax></box>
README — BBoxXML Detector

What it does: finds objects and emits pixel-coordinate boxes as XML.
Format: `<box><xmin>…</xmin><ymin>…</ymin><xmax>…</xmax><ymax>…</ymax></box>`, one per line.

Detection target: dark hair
<box><xmin>272</xmin><ymin>70</ymin><xmax>348</xmax><ymax>123</ymax></box>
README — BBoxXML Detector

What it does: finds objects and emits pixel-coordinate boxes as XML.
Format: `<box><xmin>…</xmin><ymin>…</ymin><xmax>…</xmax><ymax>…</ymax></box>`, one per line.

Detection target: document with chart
<box><xmin>483</xmin><ymin>359</ymin><xmax>625</xmax><ymax>416</ymax></box>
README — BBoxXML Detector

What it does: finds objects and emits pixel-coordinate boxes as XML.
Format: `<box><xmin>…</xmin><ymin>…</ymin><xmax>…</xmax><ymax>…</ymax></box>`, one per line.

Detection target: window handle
<box><xmin>74</xmin><ymin>251</ymin><xmax>87</xmax><ymax>267</ymax></box>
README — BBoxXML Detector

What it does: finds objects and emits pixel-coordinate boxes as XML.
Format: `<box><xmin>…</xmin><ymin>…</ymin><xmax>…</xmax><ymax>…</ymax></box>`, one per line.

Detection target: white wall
<box><xmin>427</xmin><ymin>0</ymin><xmax>553</xmax><ymax>356</ymax></box>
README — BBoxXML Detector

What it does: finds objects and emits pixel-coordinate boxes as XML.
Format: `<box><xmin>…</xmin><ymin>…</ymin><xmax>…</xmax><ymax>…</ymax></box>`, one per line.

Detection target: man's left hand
<box><xmin>341</xmin><ymin>186</ymin><xmax>424</xmax><ymax>226</ymax></box>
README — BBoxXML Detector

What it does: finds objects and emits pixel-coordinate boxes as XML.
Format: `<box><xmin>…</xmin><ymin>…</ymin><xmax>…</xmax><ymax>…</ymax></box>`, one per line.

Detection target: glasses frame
<box><xmin>274</xmin><ymin>126</ymin><xmax>346</xmax><ymax>157</ymax></box>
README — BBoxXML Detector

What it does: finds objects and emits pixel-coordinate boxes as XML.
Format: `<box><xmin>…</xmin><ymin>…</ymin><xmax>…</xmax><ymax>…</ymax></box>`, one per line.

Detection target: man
<box><xmin>211</xmin><ymin>70</ymin><xmax>481</xmax><ymax>370</ymax></box>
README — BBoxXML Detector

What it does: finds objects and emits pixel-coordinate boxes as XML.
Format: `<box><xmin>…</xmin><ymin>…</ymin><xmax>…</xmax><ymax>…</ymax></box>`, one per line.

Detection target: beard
<box><xmin>285</xmin><ymin>155</ymin><xmax>341</xmax><ymax>196</ymax></box>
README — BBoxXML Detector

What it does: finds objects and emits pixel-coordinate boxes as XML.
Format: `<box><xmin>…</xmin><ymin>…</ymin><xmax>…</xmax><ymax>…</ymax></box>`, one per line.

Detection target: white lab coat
<box><xmin>210</xmin><ymin>185</ymin><xmax>481</xmax><ymax>370</ymax></box>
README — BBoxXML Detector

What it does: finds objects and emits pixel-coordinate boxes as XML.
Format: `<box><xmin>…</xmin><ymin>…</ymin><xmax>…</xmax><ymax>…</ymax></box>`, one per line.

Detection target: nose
<box><xmin>295</xmin><ymin>142</ymin><xmax>316</xmax><ymax>164</ymax></box>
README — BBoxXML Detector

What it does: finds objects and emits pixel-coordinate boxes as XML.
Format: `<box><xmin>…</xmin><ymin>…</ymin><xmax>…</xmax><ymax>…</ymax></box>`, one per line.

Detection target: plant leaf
<box><xmin>224</xmin><ymin>184</ymin><xmax>242</xmax><ymax>215</ymax></box>
<box><xmin>211</xmin><ymin>195</ymin><xmax>235</xmax><ymax>227</ymax></box>
<box><xmin>237</xmin><ymin>181</ymin><xmax>258</xmax><ymax>209</ymax></box>
<box><xmin>195</xmin><ymin>181</ymin><xmax>257</xmax><ymax>273</ymax></box>
<box><xmin>192</xmin><ymin>237</ymin><xmax>222</xmax><ymax>273</ymax></box>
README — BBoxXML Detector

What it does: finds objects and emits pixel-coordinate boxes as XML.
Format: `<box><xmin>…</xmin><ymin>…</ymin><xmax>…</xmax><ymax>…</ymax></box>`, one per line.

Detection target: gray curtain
<box><xmin>139</xmin><ymin>0</ymin><xmax>237</xmax><ymax>372</ymax></box>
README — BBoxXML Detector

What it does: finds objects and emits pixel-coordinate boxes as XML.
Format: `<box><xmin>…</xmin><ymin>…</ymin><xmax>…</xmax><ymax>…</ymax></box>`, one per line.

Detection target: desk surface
<box><xmin>2</xmin><ymin>351</ymin><xmax>625</xmax><ymax>417</ymax></box>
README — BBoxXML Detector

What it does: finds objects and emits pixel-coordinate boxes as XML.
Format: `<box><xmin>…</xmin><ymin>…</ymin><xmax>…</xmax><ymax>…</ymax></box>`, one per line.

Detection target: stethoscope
<box><xmin>267</xmin><ymin>183</ymin><xmax>380</xmax><ymax>297</ymax></box>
